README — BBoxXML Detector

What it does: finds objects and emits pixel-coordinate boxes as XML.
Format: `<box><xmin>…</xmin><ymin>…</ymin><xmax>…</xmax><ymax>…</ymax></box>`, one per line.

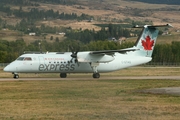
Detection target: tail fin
<box><xmin>133</xmin><ymin>24</ymin><xmax>172</xmax><ymax>57</ymax></box>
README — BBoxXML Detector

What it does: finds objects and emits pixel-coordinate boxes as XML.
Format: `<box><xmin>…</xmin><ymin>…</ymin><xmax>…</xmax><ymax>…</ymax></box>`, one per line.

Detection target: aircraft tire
<box><xmin>60</xmin><ymin>73</ymin><xmax>67</xmax><ymax>78</ymax></box>
<box><xmin>93</xmin><ymin>73</ymin><xmax>100</xmax><ymax>78</ymax></box>
<box><xmin>13</xmin><ymin>74</ymin><xmax>19</xmax><ymax>79</ymax></box>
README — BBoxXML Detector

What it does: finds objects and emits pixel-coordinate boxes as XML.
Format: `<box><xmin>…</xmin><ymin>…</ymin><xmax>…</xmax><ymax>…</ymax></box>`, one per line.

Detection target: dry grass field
<box><xmin>0</xmin><ymin>67</ymin><xmax>180</xmax><ymax>119</ymax></box>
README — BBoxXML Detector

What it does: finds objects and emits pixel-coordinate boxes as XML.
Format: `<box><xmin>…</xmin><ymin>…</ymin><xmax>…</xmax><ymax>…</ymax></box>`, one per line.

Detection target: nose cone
<box><xmin>4</xmin><ymin>61</ymin><xmax>18</xmax><ymax>72</ymax></box>
<box><xmin>3</xmin><ymin>65</ymin><xmax>10</xmax><ymax>72</ymax></box>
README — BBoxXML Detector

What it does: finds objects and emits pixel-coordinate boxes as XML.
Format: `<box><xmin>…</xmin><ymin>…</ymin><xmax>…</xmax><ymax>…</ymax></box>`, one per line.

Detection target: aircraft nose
<box><xmin>4</xmin><ymin>65</ymin><xmax>10</xmax><ymax>72</ymax></box>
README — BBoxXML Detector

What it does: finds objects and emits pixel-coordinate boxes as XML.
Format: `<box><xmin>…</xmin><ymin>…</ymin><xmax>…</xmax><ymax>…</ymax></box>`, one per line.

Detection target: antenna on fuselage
<box><xmin>39</xmin><ymin>41</ymin><xmax>42</xmax><ymax>53</ymax></box>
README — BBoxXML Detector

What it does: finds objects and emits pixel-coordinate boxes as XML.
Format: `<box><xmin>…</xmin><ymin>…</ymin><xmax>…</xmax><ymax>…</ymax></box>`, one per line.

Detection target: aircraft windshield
<box><xmin>16</xmin><ymin>57</ymin><xmax>24</xmax><ymax>61</ymax></box>
<box><xmin>16</xmin><ymin>57</ymin><xmax>32</xmax><ymax>61</ymax></box>
<box><xmin>24</xmin><ymin>57</ymin><xmax>32</xmax><ymax>61</ymax></box>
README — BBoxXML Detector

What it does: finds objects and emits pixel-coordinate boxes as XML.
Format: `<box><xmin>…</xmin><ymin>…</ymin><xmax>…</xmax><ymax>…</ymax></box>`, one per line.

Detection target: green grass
<box><xmin>0</xmin><ymin>79</ymin><xmax>180</xmax><ymax>119</ymax></box>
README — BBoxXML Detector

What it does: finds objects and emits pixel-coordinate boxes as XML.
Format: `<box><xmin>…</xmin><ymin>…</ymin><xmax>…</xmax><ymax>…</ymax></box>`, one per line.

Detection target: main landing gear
<box><xmin>60</xmin><ymin>62</ymin><xmax>101</xmax><ymax>78</ymax></box>
<box><xmin>92</xmin><ymin>73</ymin><xmax>100</xmax><ymax>78</ymax></box>
<box><xmin>91</xmin><ymin>63</ymin><xmax>100</xmax><ymax>79</ymax></box>
<box><xmin>59</xmin><ymin>73</ymin><xmax>100</xmax><ymax>78</ymax></box>
<box><xmin>60</xmin><ymin>73</ymin><xmax>67</xmax><ymax>78</ymax></box>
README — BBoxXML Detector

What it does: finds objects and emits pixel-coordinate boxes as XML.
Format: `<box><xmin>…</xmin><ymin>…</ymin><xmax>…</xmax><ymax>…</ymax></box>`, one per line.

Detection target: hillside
<box><xmin>127</xmin><ymin>0</ymin><xmax>180</xmax><ymax>5</ymax></box>
<box><xmin>0</xmin><ymin>0</ymin><xmax>180</xmax><ymax>43</ymax></box>
<box><xmin>2</xmin><ymin>0</ymin><xmax>180</xmax><ymax>26</ymax></box>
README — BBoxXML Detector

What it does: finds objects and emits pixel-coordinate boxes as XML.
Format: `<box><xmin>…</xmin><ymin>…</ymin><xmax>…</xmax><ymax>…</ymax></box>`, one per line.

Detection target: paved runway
<box><xmin>1</xmin><ymin>76</ymin><xmax>180</xmax><ymax>81</ymax></box>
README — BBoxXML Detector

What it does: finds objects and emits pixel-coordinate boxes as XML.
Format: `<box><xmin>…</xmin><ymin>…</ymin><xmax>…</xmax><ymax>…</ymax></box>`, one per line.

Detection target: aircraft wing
<box><xmin>90</xmin><ymin>48</ymin><xmax>139</xmax><ymax>55</ymax></box>
<box><xmin>77</xmin><ymin>48</ymin><xmax>139</xmax><ymax>63</ymax></box>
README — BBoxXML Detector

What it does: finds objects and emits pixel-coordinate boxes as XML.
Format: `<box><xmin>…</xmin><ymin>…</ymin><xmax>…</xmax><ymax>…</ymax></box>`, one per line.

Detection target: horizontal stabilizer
<box><xmin>133</xmin><ymin>24</ymin><xmax>173</xmax><ymax>28</ymax></box>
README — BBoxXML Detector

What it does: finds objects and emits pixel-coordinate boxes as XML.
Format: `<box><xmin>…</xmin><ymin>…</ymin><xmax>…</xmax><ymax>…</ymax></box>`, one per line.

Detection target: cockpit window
<box><xmin>16</xmin><ymin>57</ymin><xmax>24</xmax><ymax>61</ymax></box>
<box><xmin>24</xmin><ymin>57</ymin><xmax>32</xmax><ymax>61</ymax></box>
<box><xmin>16</xmin><ymin>57</ymin><xmax>32</xmax><ymax>61</ymax></box>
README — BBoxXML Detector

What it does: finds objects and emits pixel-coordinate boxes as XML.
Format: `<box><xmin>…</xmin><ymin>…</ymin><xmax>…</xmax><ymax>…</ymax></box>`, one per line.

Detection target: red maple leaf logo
<box><xmin>141</xmin><ymin>35</ymin><xmax>154</xmax><ymax>50</ymax></box>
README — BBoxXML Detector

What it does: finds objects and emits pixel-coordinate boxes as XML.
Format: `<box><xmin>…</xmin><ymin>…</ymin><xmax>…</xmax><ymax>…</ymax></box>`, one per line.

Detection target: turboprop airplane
<box><xmin>4</xmin><ymin>24</ymin><xmax>172</xmax><ymax>79</ymax></box>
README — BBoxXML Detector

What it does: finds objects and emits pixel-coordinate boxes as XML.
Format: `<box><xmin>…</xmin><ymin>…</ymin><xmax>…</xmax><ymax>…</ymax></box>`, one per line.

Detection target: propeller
<box><xmin>69</xmin><ymin>45</ymin><xmax>80</xmax><ymax>65</ymax></box>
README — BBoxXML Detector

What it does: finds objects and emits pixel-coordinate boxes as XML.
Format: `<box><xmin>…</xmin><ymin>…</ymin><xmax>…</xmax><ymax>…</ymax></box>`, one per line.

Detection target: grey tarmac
<box><xmin>0</xmin><ymin>76</ymin><xmax>180</xmax><ymax>81</ymax></box>
<box><xmin>140</xmin><ymin>87</ymin><xmax>180</xmax><ymax>96</ymax></box>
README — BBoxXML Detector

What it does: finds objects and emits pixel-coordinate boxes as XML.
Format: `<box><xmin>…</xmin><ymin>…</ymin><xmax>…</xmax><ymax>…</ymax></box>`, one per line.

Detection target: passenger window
<box><xmin>24</xmin><ymin>57</ymin><xmax>32</xmax><ymax>61</ymax></box>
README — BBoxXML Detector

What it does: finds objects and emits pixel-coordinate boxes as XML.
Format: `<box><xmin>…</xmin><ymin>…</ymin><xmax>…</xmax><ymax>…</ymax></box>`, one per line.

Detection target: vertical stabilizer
<box><xmin>133</xmin><ymin>24</ymin><xmax>172</xmax><ymax>57</ymax></box>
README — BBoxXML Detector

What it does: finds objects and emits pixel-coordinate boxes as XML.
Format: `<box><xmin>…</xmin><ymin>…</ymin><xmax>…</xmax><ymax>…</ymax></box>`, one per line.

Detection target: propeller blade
<box><xmin>69</xmin><ymin>44</ymin><xmax>80</xmax><ymax>67</ymax></box>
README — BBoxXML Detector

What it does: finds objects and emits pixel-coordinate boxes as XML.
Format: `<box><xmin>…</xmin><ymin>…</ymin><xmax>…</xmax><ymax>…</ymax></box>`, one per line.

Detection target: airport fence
<box><xmin>145</xmin><ymin>62</ymin><xmax>180</xmax><ymax>67</ymax></box>
<box><xmin>0</xmin><ymin>63</ymin><xmax>9</xmax><ymax>68</ymax></box>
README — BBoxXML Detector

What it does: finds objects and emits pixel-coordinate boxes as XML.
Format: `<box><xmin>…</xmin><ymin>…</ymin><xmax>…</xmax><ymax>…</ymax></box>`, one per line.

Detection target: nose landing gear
<box><xmin>13</xmin><ymin>73</ymin><xmax>19</xmax><ymax>79</ymax></box>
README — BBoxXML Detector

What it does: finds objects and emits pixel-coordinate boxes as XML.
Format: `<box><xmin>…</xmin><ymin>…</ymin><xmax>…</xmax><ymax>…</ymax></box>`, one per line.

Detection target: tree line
<box><xmin>30</xmin><ymin>0</ymin><xmax>76</xmax><ymax>5</ymax></box>
<box><xmin>0</xmin><ymin>4</ymin><xmax>92</xmax><ymax>21</ymax></box>
<box><xmin>13</xmin><ymin>7</ymin><xmax>92</xmax><ymax>21</ymax></box>
<box><xmin>152</xmin><ymin>42</ymin><xmax>180</xmax><ymax>64</ymax></box>
<box><xmin>65</xmin><ymin>24</ymin><xmax>132</xmax><ymax>44</ymax></box>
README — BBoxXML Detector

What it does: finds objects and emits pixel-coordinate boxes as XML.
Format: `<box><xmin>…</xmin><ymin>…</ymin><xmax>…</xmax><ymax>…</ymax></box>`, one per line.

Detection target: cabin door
<box><xmin>38</xmin><ymin>56</ymin><xmax>45</xmax><ymax>65</ymax></box>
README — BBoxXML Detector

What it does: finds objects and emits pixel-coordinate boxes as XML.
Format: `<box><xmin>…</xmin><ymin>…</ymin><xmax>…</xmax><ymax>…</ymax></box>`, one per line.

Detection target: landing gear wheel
<box><xmin>13</xmin><ymin>74</ymin><xmax>19</xmax><ymax>79</ymax></box>
<box><xmin>92</xmin><ymin>73</ymin><xmax>100</xmax><ymax>78</ymax></box>
<box><xmin>60</xmin><ymin>73</ymin><xmax>67</xmax><ymax>78</ymax></box>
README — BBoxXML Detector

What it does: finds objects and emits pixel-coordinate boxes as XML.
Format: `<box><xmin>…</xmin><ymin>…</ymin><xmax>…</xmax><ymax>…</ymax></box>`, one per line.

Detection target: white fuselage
<box><xmin>4</xmin><ymin>52</ymin><xmax>152</xmax><ymax>73</ymax></box>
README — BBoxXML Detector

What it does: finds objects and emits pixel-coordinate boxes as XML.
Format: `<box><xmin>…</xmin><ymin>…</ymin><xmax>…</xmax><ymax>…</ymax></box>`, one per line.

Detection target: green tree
<box><xmin>50</xmin><ymin>36</ymin><xmax>53</xmax><ymax>40</ymax></box>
